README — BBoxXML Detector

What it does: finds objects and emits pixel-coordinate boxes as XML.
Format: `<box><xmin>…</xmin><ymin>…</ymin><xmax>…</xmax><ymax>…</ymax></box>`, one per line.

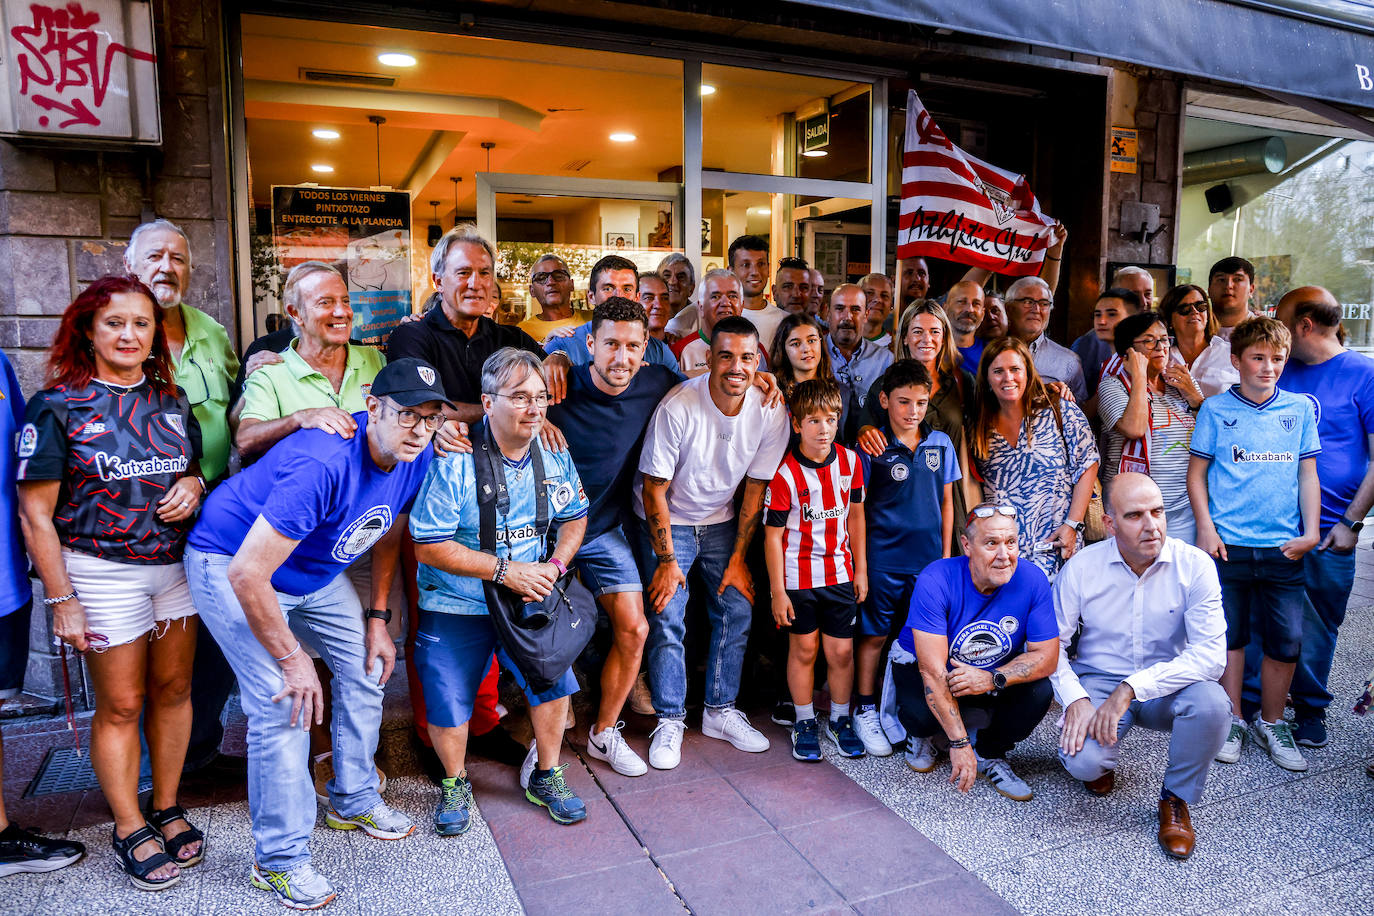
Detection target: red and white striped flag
<box><xmin>896</xmin><ymin>90</ymin><xmax>1055</xmax><ymax>276</ymax></box>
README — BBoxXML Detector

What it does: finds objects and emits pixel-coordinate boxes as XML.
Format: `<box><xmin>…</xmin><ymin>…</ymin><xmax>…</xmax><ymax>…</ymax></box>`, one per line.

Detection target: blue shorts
<box><xmin>1215</xmin><ymin>546</ymin><xmax>1306</xmax><ymax>662</ymax></box>
<box><xmin>0</xmin><ymin>600</ymin><xmax>31</xmax><ymax>699</ymax></box>
<box><xmin>575</xmin><ymin>527</ymin><xmax>642</xmax><ymax>597</ymax></box>
<box><xmin>859</xmin><ymin>569</ymin><xmax>918</xmax><ymax>638</ymax></box>
<box><xmin>414</xmin><ymin>610</ymin><xmax>579</xmax><ymax>728</ymax></box>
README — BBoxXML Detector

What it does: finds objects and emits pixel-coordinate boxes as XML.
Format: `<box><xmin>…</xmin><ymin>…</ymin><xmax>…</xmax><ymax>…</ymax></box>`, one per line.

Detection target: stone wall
<box><xmin>1104</xmin><ymin>72</ymin><xmax>1184</xmax><ymax>275</ymax></box>
<box><xmin>1</xmin><ymin>0</ymin><xmax>230</xmax><ymax>707</ymax></box>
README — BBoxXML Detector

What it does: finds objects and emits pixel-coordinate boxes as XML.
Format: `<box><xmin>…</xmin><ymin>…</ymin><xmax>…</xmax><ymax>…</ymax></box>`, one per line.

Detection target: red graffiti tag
<box><xmin>9</xmin><ymin>2</ymin><xmax>156</xmax><ymax>129</ymax></box>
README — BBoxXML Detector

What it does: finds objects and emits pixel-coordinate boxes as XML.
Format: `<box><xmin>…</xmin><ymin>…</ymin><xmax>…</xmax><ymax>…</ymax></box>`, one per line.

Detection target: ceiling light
<box><xmin>312</xmin><ymin>128</ymin><xmax>340</xmax><ymax>140</ymax></box>
<box><xmin>311</xmin><ymin>164</ymin><xmax>334</xmax><ymax>173</ymax></box>
<box><xmin>802</xmin><ymin>149</ymin><xmax>828</xmax><ymax>158</ymax></box>
<box><xmin>700</xmin><ymin>84</ymin><xmax>716</xmax><ymax>96</ymax></box>
<box><xmin>609</xmin><ymin>132</ymin><xmax>636</xmax><ymax>143</ymax></box>
<box><xmin>750</xmin><ymin>207</ymin><xmax>770</xmax><ymax>215</ymax></box>
<box><xmin>377</xmin><ymin>52</ymin><xmax>416</xmax><ymax>67</ymax></box>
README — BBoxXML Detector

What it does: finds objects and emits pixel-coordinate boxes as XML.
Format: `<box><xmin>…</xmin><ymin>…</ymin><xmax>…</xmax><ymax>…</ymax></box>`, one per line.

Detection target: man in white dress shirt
<box><xmin>1052</xmin><ymin>473</ymin><xmax>1230</xmax><ymax>860</ymax></box>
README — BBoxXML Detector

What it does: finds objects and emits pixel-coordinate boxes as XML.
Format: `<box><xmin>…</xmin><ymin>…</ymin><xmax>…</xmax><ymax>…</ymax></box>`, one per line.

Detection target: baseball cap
<box><xmin>369</xmin><ymin>358</ymin><xmax>454</xmax><ymax>409</ymax></box>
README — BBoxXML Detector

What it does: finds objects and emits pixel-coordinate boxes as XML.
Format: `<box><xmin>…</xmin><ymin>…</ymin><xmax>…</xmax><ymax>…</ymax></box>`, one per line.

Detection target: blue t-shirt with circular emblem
<box><xmin>899</xmin><ymin>556</ymin><xmax>1058</xmax><ymax>665</ymax></box>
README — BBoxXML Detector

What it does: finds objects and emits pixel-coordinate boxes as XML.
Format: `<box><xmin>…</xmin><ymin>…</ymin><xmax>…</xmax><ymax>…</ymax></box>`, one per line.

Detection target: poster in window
<box><xmin>271</xmin><ymin>186</ymin><xmax>413</xmax><ymax>346</ymax></box>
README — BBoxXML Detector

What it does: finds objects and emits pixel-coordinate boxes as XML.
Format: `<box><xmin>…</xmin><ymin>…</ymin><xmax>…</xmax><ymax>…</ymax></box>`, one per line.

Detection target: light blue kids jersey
<box><xmin>409</xmin><ymin>423</ymin><xmax>589</xmax><ymax>615</ymax></box>
<box><xmin>1190</xmin><ymin>385</ymin><xmax>1320</xmax><ymax>546</ymax></box>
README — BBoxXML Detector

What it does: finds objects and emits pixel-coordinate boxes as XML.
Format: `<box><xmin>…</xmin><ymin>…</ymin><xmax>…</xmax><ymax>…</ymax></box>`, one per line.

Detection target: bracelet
<box><xmin>274</xmin><ymin>642</ymin><xmax>302</xmax><ymax>663</ymax></box>
<box><xmin>948</xmin><ymin>736</ymin><xmax>972</xmax><ymax>749</ymax></box>
<box><xmin>549</xmin><ymin>557</ymin><xmax>568</xmax><ymax>577</ymax></box>
<box><xmin>493</xmin><ymin>557</ymin><xmax>509</xmax><ymax>585</ymax></box>
<box><xmin>43</xmin><ymin>592</ymin><xmax>77</xmax><ymax>607</ymax></box>
<box><xmin>1044</xmin><ymin>254</ymin><xmax>1061</xmax><ymax>261</ymax></box>
<box><xmin>191</xmin><ymin>474</ymin><xmax>207</xmax><ymax>494</ymax></box>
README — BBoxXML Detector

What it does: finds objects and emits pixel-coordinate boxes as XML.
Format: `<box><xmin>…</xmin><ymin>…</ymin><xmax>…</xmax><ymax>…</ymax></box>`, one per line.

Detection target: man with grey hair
<box><xmin>1113</xmin><ymin>265</ymin><xmax>1155</xmax><ymax>311</ymax></box>
<box><xmin>387</xmin><ymin>226</ymin><xmax>546</xmax><ymax>425</ymax></box>
<box><xmin>674</xmin><ymin>268</ymin><xmax>747</xmax><ymax>376</ymax></box>
<box><xmin>860</xmin><ymin>272</ymin><xmax>895</xmax><ymax>348</ymax></box>
<box><xmin>520</xmin><ymin>254</ymin><xmax>588</xmax><ymax>343</ymax></box>
<box><xmin>1004</xmin><ymin>276</ymin><xmax>1087</xmax><ymax>402</ymax></box>
<box><xmin>660</xmin><ymin>252</ymin><xmax>699</xmax><ymax>339</ymax></box>
<box><xmin>410</xmin><ymin>347</ymin><xmax>591</xmax><ymax>830</ymax></box>
<box><xmin>827</xmin><ymin>283</ymin><xmax>892</xmax><ymax>408</ymax></box>
<box><xmin>807</xmin><ymin>268</ymin><xmax>827</xmax><ymax>320</ymax></box>
<box><xmin>235</xmin><ymin>261</ymin><xmax>386</xmax><ymax>459</ymax></box>
<box><xmin>124</xmin><ymin>218</ymin><xmax>239</xmax><ymax>484</ymax></box>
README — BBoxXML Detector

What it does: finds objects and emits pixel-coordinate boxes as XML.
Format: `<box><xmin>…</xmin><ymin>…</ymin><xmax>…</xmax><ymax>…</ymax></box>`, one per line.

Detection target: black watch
<box><xmin>991</xmin><ymin>671</ymin><xmax>1008</xmax><ymax>691</ymax></box>
<box><xmin>1340</xmin><ymin>515</ymin><xmax>1365</xmax><ymax>534</ymax></box>
<box><xmin>365</xmin><ymin>607</ymin><xmax>393</xmax><ymax>624</ymax></box>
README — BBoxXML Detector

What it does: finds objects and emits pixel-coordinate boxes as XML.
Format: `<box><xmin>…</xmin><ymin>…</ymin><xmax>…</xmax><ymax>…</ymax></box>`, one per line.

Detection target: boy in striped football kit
<box><xmin>765</xmin><ymin>379</ymin><xmax>869</xmax><ymax>762</ymax></box>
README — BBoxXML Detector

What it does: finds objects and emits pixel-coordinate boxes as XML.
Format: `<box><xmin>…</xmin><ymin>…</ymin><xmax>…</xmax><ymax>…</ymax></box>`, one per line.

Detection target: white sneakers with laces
<box><xmin>853</xmin><ymin>708</ymin><xmax>893</xmax><ymax>757</ymax></box>
<box><xmin>587</xmin><ymin>723</ymin><xmax>648</xmax><ymax>776</ymax></box>
<box><xmin>701</xmin><ymin>705</ymin><xmax>770</xmax><ymax>753</ymax></box>
<box><xmin>648</xmin><ymin>718</ymin><xmax>687</xmax><ymax>770</ymax></box>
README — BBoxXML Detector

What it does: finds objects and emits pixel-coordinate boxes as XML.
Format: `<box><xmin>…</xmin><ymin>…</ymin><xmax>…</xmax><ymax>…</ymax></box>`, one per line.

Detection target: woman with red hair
<box><xmin>16</xmin><ymin>276</ymin><xmax>206</xmax><ymax>891</ymax></box>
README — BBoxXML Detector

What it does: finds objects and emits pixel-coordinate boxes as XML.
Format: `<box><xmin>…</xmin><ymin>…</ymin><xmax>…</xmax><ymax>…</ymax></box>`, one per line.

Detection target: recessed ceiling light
<box><xmin>311</xmin><ymin>164</ymin><xmax>334</xmax><ymax>173</ymax></box>
<box><xmin>312</xmin><ymin>128</ymin><xmax>340</xmax><ymax>140</ymax></box>
<box><xmin>377</xmin><ymin>52</ymin><xmax>416</xmax><ymax>67</ymax></box>
<box><xmin>802</xmin><ymin>149</ymin><xmax>828</xmax><ymax>158</ymax></box>
<box><xmin>609</xmin><ymin>132</ymin><xmax>636</xmax><ymax>143</ymax></box>
<box><xmin>700</xmin><ymin>84</ymin><xmax>716</xmax><ymax>96</ymax></box>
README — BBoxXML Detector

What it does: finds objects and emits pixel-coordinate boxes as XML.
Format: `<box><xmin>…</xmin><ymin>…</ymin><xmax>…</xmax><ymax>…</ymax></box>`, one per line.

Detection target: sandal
<box><xmin>111</xmin><ymin>824</ymin><xmax>181</xmax><ymax>891</ymax></box>
<box><xmin>147</xmin><ymin>804</ymin><xmax>205</xmax><ymax>867</ymax></box>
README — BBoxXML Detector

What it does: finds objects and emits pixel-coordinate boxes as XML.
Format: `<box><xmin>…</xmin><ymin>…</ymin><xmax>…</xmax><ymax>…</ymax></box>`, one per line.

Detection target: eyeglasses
<box><xmin>1174</xmin><ymin>300</ymin><xmax>1208</xmax><ymax>317</ymax></box>
<box><xmin>1132</xmin><ymin>336</ymin><xmax>1171</xmax><ymax>351</ymax></box>
<box><xmin>385</xmin><ymin>403</ymin><xmax>445</xmax><ymax>431</ymax></box>
<box><xmin>531</xmin><ymin>270</ymin><xmax>571</xmax><ymax>284</ymax></box>
<box><xmin>966</xmin><ymin>504</ymin><xmax>1018</xmax><ymax>526</ymax></box>
<box><xmin>490</xmin><ymin>391</ymin><xmax>550</xmax><ymax>409</ymax></box>
<box><xmin>1012</xmin><ymin>297</ymin><xmax>1053</xmax><ymax>311</ymax></box>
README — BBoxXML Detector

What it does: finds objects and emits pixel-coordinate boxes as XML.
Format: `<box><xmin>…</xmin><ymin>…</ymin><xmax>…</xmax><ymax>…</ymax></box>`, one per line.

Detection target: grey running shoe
<box><xmin>977</xmin><ymin>756</ymin><xmax>1033</xmax><ymax>801</ymax></box>
<box><xmin>251</xmin><ymin>862</ymin><xmax>337</xmax><ymax>910</ymax></box>
<box><xmin>1215</xmin><ymin>719</ymin><xmax>1246</xmax><ymax>764</ymax></box>
<box><xmin>1250</xmin><ymin>718</ymin><xmax>1309</xmax><ymax>772</ymax></box>
<box><xmin>905</xmin><ymin>737</ymin><xmax>937</xmax><ymax>773</ymax></box>
<box><xmin>324</xmin><ymin>801</ymin><xmax>415</xmax><ymax>840</ymax></box>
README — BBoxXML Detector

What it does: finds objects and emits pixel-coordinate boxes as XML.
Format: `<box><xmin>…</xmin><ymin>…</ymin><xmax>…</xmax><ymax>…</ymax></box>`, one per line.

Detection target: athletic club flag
<box><xmin>896</xmin><ymin>90</ymin><xmax>1055</xmax><ymax>276</ymax></box>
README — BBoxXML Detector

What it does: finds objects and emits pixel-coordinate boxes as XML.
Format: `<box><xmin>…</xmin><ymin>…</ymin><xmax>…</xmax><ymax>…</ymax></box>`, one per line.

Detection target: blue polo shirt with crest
<box><xmin>1190</xmin><ymin>385</ymin><xmax>1321</xmax><ymax>546</ymax></box>
<box><xmin>859</xmin><ymin>423</ymin><xmax>960</xmax><ymax>573</ymax></box>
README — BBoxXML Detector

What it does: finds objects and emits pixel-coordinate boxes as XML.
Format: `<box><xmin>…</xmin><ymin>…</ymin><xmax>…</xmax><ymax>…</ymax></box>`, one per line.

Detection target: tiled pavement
<box><xmin>4</xmin><ymin>538</ymin><xmax>1374</xmax><ymax>913</ymax></box>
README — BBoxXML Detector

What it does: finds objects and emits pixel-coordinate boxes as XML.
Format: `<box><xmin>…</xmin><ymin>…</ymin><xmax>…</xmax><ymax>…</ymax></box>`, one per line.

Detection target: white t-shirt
<box><xmin>742</xmin><ymin>304</ymin><xmax>790</xmax><ymax>352</ymax></box>
<box><xmin>1173</xmin><ymin>336</ymin><xmax>1237</xmax><ymax>399</ymax></box>
<box><xmin>679</xmin><ymin>337</ymin><xmax>710</xmax><ymax>377</ymax></box>
<box><xmin>664</xmin><ymin>304</ymin><xmax>699</xmax><ymax>338</ymax></box>
<box><xmin>634</xmin><ymin>373</ymin><xmax>791</xmax><ymax>525</ymax></box>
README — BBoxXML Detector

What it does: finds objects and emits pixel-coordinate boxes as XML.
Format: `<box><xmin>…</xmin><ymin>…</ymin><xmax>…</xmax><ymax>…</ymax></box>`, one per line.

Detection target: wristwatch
<box><xmin>991</xmin><ymin>671</ymin><xmax>1008</xmax><ymax>694</ymax></box>
<box><xmin>365</xmin><ymin>607</ymin><xmax>393</xmax><ymax>624</ymax></box>
<box><xmin>1340</xmin><ymin>515</ymin><xmax>1365</xmax><ymax>534</ymax></box>
<box><xmin>1067</xmin><ymin>520</ymin><xmax>1086</xmax><ymax>536</ymax></box>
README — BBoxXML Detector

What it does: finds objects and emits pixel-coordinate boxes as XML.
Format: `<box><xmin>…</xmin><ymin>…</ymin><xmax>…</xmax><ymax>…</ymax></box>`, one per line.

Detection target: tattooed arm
<box><xmin>641</xmin><ymin>473</ymin><xmax>686</xmax><ymax>614</ymax></box>
<box><xmin>718</xmin><ymin>478</ymin><xmax>766</xmax><ymax>604</ymax></box>
<box><xmin>914</xmin><ymin>630</ymin><xmax>977</xmax><ymax>793</ymax></box>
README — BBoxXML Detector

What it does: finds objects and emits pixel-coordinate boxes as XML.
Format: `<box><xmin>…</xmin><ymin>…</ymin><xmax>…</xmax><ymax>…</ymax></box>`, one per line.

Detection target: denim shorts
<box><xmin>414</xmin><ymin>610</ymin><xmax>579</xmax><ymax>728</ymax></box>
<box><xmin>574</xmin><ymin>527</ymin><xmax>642</xmax><ymax>597</ymax></box>
<box><xmin>1215</xmin><ymin>546</ymin><xmax>1306</xmax><ymax>661</ymax></box>
<box><xmin>858</xmin><ymin>568</ymin><xmax>918</xmax><ymax>638</ymax></box>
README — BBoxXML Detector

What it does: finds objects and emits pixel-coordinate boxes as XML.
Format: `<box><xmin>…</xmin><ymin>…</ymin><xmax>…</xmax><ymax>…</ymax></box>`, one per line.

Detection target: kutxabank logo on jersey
<box><xmin>94</xmin><ymin>451</ymin><xmax>188</xmax><ymax>481</ymax></box>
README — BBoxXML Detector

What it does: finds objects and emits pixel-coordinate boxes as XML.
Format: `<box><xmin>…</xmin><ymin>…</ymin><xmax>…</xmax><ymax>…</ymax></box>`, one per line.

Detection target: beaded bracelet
<box><xmin>948</xmin><ymin>736</ymin><xmax>972</xmax><ymax>749</ymax></box>
<box><xmin>493</xmin><ymin>557</ymin><xmax>509</xmax><ymax>585</ymax></box>
<box><xmin>43</xmin><ymin>592</ymin><xmax>77</xmax><ymax>607</ymax></box>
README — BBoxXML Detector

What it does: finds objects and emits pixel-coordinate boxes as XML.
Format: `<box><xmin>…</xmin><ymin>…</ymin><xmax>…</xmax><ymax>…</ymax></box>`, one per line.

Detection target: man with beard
<box><xmin>826</xmin><ymin>283</ymin><xmax>892</xmax><ymax>409</ymax></box>
<box><xmin>519</xmin><ymin>254</ymin><xmax>589</xmax><ymax>343</ymax></box>
<box><xmin>773</xmin><ymin>258</ymin><xmax>813</xmax><ymax>317</ymax></box>
<box><xmin>731</xmin><ymin>235</ymin><xmax>789</xmax><ymax>351</ymax></box>
<box><xmin>900</xmin><ymin>257</ymin><xmax>930</xmax><ymax>307</ymax></box>
<box><xmin>947</xmin><ymin>280</ymin><xmax>987</xmax><ymax>370</ymax></box>
<box><xmin>860</xmin><ymin>273</ymin><xmax>895</xmax><ymax>350</ymax></box>
<box><xmin>543</xmin><ymin>257</ymin><xmax>678</xmax><ymax>371</ymax></box>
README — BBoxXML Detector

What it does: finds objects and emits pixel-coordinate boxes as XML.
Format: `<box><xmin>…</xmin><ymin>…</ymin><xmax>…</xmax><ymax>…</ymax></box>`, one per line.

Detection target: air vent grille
<box><xmin>560</xmin><ymin>159</ymin><xmax>592</xmax><ymax>172</ymax></box>
<box><xmin>299</xmin><ymin>69</ymin><xmax>397</xmax><ymax>88</ymax></box>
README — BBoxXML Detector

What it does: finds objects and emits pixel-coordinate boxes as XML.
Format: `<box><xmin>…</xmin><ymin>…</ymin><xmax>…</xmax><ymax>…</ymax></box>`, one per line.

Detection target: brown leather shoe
<box><xmin>1157</xmin><ymin>796</ymin><xmax>1195</xmax><ymax>859</ymax></box>
<box><xmin>1084</xmin><ymin>771</ymin><xmax>1115</xmax><ymax>796</ymax></box>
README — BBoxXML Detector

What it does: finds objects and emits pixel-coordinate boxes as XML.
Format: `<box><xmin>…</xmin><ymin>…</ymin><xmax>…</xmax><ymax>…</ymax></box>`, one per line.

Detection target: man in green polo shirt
<box><xmin>125</xmin><ymin>219</ymin><xmax>239</xmax><ymax>483</ymax></box>
<box><xmin>237</xmin><ymin>261</ymin><xmax>386</xmax><ymax>459</ymax></box>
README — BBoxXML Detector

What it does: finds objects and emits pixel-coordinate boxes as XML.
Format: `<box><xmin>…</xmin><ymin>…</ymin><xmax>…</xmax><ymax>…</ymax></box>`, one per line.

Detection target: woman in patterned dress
<box><xmin>969</xmin><ymin>337</ymin><xmax>1099</xmax><ymax>579</ymax></box>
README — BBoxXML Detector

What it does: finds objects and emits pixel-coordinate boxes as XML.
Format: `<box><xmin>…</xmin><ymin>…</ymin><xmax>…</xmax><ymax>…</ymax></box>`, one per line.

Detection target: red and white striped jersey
<box><xmin>765</xmin><ymin>444</ymin><xmax>867</xmax><ymax>590</ymax></box>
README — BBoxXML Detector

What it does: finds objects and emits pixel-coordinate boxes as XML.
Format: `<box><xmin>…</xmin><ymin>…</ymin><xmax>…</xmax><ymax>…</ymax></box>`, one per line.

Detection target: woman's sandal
<box><xmin>111</xmin><ymin>824</ymin><xmax>181</xmax><ymax>891</ymax></box>
<box><xmin>146</xmin><ymin>804</ymin><xmax>205</xmax><ymax>868</ymax></box>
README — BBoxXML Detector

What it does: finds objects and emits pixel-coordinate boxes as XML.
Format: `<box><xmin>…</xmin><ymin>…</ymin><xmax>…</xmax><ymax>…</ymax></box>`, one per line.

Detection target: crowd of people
<box><xmin>0</xmin><ymin>216</ymin><xmax>1371</xmax><ymax>908</ymax></box>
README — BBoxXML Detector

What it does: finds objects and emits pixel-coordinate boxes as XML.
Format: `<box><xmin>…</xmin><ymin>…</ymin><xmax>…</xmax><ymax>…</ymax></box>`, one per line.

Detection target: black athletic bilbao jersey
<box><xmin>18</xmin><ymin>380</ymin><xmax>202</xmax><ymax>565</ymax></box>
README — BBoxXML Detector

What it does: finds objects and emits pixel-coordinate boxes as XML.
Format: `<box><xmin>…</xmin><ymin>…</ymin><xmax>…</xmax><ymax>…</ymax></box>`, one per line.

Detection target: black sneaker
<box><xmin>0</xmin><ymin>824</ymin><xmax>84</xmax><ymax>876</ymax></box>
<box><xmin>791</xmin><ymin>718</ymin><xmax>822</xmax><ymax>761</ymax></box>
<box><xmin>1293</xmin><ymin>717</ymin><xmax>1329</xmax><ymax>748</ymax></box>
<box><xmin>771</xmin><ymin>701</ymin><xmax>795</xmax><ymax>727</ymax></box>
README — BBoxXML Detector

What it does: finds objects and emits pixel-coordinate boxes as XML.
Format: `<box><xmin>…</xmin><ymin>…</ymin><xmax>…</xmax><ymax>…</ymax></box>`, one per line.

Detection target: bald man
<box><xmin>1236</xmin><ymin>287</ymin><xmax>1374</xmax><ymax>749</ymax></box>
<box><xmin>1053</xmin><ymin>473</ymin><xmax>1229</xmax><ymax>859</ymax></box>
<box><xmin>1112</xmin><ymin>266</ymin><xmax>1155</xmax><ymax>312</ymax></box>
<box><xmin>947</xmin><ymin>280</ymin><xmax>986</xmax><ymax>369</ymax></box>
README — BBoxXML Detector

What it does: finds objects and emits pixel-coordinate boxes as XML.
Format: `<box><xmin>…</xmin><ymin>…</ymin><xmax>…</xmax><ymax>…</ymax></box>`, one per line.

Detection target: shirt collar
<box><xmin>1106</xmin><ymin>534</ymin><xmax>1176</xmax><ymax>575</ymax></box>
<box><xmin>178</xmin><ymin>304</ymin><xmax>214</xmax><ymax>343</ymax></box>
<box><xmin>282</xmin><ymin>338</ymin><xmax>364</xmax><ymax>382</ymax></box>
<box><xmin>427</xmin><ymin>305</ymin><xmax>489</xmax><ymax>339</ymax></box>
<box><xmin>1226</xmin><ymin>384</ymin><xmax>1280</xmax><ymax>410</ymax></box>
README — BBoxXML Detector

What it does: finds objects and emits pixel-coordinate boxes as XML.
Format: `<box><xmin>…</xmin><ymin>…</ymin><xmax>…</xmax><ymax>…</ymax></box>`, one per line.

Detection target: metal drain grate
<box><xmin>24</xmin><ymin>746</ymin><xmax>152</xmax><ymax>797</ymax></box>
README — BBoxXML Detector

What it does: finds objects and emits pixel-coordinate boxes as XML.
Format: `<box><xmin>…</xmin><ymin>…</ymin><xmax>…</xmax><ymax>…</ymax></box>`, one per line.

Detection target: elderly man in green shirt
<box><xmin>125</xmin><ymin>219</ymin><xmax>239</xmax><ymax>483</ymax></box>
<box><xmin>236</xmin><ymin>261</ymin><xmax>386</xmax><ymax>459</ymax></box>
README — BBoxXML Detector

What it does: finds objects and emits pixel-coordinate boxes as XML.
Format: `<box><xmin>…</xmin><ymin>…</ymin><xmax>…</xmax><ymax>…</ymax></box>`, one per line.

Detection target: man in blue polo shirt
<box><xmin>889</xmin><ymin>504</ymin><xmax>1058</xmax><ymax>801</ymax></box>
<box><xmin>1238</xmin><ymin>287</ymin><xmax>1374</xmax><ymax>748</ymax></box>
<box><xmin>850</xmin><ymin>360</ymin><xmax>959</xmax><ymax>757</ymax></box>
<box><xmin>184</xmin><ymin>358</ymin><xmax>447</xmax><ymax>911</ymax></box>
<box><xmin>547</xmin><ymin>297</ymin><xmax>681</xmax><ymax>778</ymax></box>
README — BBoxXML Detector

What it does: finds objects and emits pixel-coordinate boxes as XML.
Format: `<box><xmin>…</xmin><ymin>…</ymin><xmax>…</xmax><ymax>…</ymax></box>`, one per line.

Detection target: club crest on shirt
<box><xmin>332</xmin><ymin>505</ymin><xmax>394</xmax><ymax>562</ymax></box>
<box><xmin>950</xmin><ymin>620</ymin><xmax>1013</xmax><ymax>669</ymax></box>
<box><xmin>923</xmin><ymin>448</ymin><xmax>941</xmax><ymax>472</ymax></box>
<box><xmin>165</xmin><ymin>414</ymin><xmax>185</xmax><ymax>437</ymax></box>
<box><xmin>890</xmin><ymin>462</ymin><xmax>909</xmax><ymax>481</ymax></box>
<box><xmin>999</xmin><ymin>615</ymin><xmax>1019</xmax><ymax>635</ymax></box>
<box><xmin>17</xmin><ymin>424</ymin><xmax>36</xmax><ymax>458</ymax></box>
<box><xmin>1279</xmin><ymin>414</ymin><xmax>1297</xmax><ymax>432</ymax></box>
<box><xmin>549</xmin><ymin>481</ymin><xmax>575</xmax><ymax>511</ymax></box>
<box><xmin>418</xmin><ymin>366</ymin><xmax>436</xmax><ymax>387</ymax></box>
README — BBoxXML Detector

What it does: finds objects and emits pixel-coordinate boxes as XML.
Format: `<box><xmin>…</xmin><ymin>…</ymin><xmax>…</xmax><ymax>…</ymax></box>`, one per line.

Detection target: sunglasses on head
<box><xmin>966</xmin><ymin>504</ymin><xmax>1017</xmax><ymax>526</ymax></box>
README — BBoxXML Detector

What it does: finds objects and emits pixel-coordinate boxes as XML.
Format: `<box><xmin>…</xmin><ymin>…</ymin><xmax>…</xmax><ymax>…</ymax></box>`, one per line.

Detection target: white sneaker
<box><xmin>587</xmin><ymin>723</ymin><xmax>648</xmax><ymax>777</ymax></box>
<box><xmin>701</xmin><ymin>706</ymin><xmax>770</xmax><ymax>753</ymax></box>
<box><xmin>648</xmin><ymin>718</ymin><xmax>686</xmax><ymax>770</ymax></box>
<box><xmin>1215</xmin><ymin>718</ymin><xmax>1246</xmax><ymax>764</ymax></box>
<box><xmin>519</xmin><ymin>741</ymin><xmax>538</xmax><ymax>789</ymax></box>
<box><xmin>904</xmin><ymin>737</ymin><xmax>937</xmax><ymax>773</ymax></box>
<box><xmin>1250</xmin><ymin>717</ymin><xmax>1309</xmax><ymax>772</ymax></box>
<box><xmin>628</xmin><ymin>672</ymin><xmax>656</xmax><ymax>716</ymax></box>
<box><xmin>853</xmin><ymin>708</ymin><xmax>893</xmax><ymax>757</ymax></box>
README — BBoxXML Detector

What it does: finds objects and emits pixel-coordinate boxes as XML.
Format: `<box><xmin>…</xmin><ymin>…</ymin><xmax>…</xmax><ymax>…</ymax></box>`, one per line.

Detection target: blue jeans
<box><xmin>631</xmin><ymin>518</ymin><xmax>751</xmax><ymax>719</ymax></box>
<box><xmin>184</xmin><ymin>547</ymin><xmax>385</xmax><ymax>871</ymax></box>
<box><xmin>1241</xmin><ymin>545</ymin><xmax>1356</xmax><ymax>720</ymax></box>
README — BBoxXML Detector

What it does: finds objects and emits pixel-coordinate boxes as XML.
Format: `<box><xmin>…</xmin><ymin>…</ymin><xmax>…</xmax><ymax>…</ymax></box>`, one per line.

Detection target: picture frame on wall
<box><xmin>605</xmin><ymin>231</ymin><xmax>635</xmax><ymax>250</ymax></box>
